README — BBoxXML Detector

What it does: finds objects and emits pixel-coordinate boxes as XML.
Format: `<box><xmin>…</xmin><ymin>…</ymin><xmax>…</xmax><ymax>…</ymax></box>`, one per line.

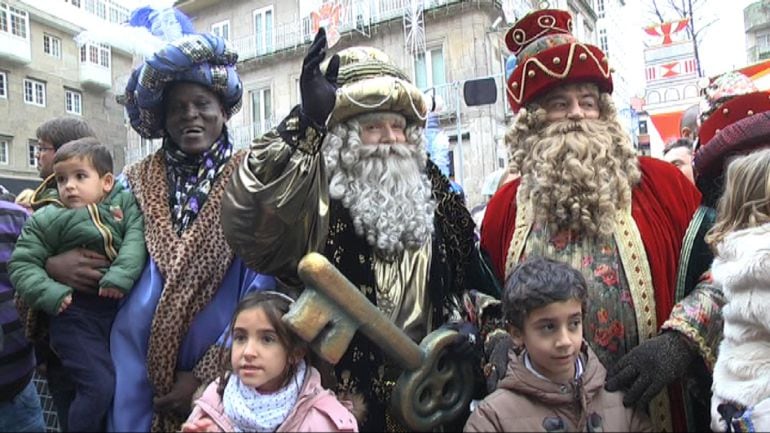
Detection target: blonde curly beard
<box><xmin>506</xmin><ymin>93</ymin><xmax>641</xmax><ymax>238</ymax></box>
<box><xmin>322</xmin><ymin>116</ymin><xmax>436</xmax><ymax>259</ymax></box>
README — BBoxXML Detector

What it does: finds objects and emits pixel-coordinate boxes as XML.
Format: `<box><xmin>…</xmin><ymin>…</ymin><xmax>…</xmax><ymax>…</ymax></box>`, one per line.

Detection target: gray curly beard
<box><xmin>323</xmin><ymin>121</ymin><xmax>436</xmax><ymax>260</ymax></box>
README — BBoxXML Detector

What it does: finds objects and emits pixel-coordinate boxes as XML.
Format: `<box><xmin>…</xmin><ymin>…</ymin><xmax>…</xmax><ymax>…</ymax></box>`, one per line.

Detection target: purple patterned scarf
<box><xmin>163</xmin><ymin>130</ymin><xmax>233</xmax><ymax>234</ymax></box>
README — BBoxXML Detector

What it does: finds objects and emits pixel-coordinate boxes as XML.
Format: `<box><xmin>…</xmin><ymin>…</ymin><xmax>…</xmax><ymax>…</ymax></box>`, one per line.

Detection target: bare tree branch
<box><xmin>650</xmin><ymin>0</ymin><xmax>666</xmax><ymax>23</ymax></box>
<box><xmin>694</xmin><ymin>18</ymin><xmax>718</xmax><ymax>38</ymax></box>
<box><xmin>667</xmin><ymin>0</ymin><xmax>686</xmax><ymax>16</ymax></box>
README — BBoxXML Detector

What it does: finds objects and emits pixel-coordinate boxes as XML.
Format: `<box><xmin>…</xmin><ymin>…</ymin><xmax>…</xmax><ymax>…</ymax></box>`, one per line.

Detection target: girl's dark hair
<box><xmin>216</xmin><ymin>291</ymin><xmax>308</xmax><ymax>396</ymax></box>
<box><xmin>502</xmin><ymin>257</ymin><xmax>588</xmax><ymax>330</ymax></box>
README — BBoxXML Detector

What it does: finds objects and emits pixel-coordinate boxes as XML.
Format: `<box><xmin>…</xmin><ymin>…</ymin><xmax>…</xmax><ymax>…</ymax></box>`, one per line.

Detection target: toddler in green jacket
<box><xmin>9</xmin><ymin>136</ymin><xmax>146</xmax><ymax>432</ymax></box>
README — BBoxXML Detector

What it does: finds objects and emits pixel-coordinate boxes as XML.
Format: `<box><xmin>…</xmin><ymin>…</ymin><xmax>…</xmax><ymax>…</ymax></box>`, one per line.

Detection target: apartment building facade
<box><xmin>745</xmin><ymin>0</ymin><xmax>770</xmax><ymax>63</ymax></box>
<box><xmin>0</xmin><ymin>0</ymin><xmax>132</xmax><ymax>193</ymax></box>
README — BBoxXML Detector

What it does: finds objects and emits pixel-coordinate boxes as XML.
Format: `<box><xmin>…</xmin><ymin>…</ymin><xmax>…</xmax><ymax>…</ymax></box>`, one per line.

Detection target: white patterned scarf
<box><xmin>223</xmin><ymin>360</ymin><xmax>307</xmax><ymax>432</ymax></box>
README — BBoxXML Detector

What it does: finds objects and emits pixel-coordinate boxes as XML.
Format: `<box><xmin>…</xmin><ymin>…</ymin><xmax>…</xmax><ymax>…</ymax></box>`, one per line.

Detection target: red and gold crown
<box><xmin>698</xmin><ymin>91</ymin><xmax>770</xmax><ymax>147</ymax></box>
<box><xmin>694</xmin><ymin>91</ymin><xmax>770</xmax><ymax>180</ymax></box>
<box><xmin>504</xmin><ymin>9</ymin><xmax>612</xmax><ymax>113</ymax></box>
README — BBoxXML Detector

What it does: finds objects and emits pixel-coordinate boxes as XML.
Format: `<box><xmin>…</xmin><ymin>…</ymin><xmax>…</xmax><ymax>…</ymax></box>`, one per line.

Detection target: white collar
<box><xmin>523</xmin><ymin>350</ymin><xmax>583</xmax><ymax>383</ymax></box>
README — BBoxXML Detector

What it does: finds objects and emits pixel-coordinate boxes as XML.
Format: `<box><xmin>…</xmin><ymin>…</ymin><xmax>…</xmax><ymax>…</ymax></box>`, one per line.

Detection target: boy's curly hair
<box><xmin>502</xmin><ymin>257</ymin><xmax>588</xmax><ymax>330</ymax></box>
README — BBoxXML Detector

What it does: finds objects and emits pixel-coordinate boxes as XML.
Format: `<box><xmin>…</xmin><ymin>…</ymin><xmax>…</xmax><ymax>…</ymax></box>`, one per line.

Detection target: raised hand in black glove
<box><xmin>440</xmin><ymin>321</ymin><xmax>481</xmax><ymax>359</ymax></box>
<box><xmin>300</xmin><ymin>27</ymin><xmax>340</xmax><ymax>127</ymax></box>
<box><xmin>605</xmin><ymin>331</ymin><xmax>697</xmax><ymax>409</ymax></box>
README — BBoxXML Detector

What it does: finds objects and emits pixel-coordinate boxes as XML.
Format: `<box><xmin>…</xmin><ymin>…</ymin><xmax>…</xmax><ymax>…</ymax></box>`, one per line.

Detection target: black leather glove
<box><xmin>717</xmin><ymin>403</ymin><xmax>746</xmax><ymax>433</ymax></box>
<box><xmin>300</xmin><ymin>27</ymin><xmax>340</xmax><ymax>127</ymax></box>
<box><xmin>483</xmin><ymin>330</ymin><xmax>515</xmax><ymax>393</ymax></box>
<box><xmin>440</xmin><ymin>321</ymin><xmax>480</xmax><ymax>359</ymax></box>
<box><xmin>605</xmin><ymin>331</ymin><xmax>697</xmax><ymax>409</ymax></box>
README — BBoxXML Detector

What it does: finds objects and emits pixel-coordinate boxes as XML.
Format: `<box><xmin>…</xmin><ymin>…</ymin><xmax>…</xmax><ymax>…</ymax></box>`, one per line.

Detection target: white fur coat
<box><xmin>711</xmin><ymin>222</ymin><xmax>770</xmax><ymax>431</ymax></box>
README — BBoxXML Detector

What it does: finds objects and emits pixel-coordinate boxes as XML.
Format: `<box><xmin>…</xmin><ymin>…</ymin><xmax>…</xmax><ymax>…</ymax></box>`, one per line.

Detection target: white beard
<box><xmin>325</xmin><ymin>141</ymin><xmax>436</xmax><ymax>259</ymax></box>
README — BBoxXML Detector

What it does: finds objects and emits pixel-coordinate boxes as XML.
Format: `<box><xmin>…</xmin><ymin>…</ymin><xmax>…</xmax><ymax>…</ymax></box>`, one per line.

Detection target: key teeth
<box><xmin>310</xmin><ymin>319</ymin><xmax>358</xmax><ymax>364</ymax></box>
<box><xmin>282</xmin><ymin>289</ymin><xmax>330</xmax><ymax>341</ymax></box>
<box><xmin>282</xmin><ymin>283</ymin><xmax>359</xmax><ymax>365</ymax></box>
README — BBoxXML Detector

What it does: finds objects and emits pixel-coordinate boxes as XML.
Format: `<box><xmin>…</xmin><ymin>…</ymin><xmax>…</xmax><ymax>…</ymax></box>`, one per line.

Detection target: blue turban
<box><xmin>123</xmin><ymin>33</ymin><xmax>242</xmax><ymax>139</ymax></box>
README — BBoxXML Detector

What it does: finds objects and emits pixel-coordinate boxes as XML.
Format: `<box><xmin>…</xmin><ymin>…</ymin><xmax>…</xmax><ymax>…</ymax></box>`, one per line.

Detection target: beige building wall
<box><xmin>174</xmin><ymin>0</ymin><xmax>511</xmax><ymax>207</ymax></box>
<box><xmin>0</xmin><ymin>0</ymin><xmax>131</xmax><ymax>192</ymax></box>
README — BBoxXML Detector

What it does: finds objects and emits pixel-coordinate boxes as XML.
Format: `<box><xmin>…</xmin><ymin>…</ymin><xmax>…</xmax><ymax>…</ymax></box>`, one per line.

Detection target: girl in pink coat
<box><xmin>181</xmin><ymin>291</ymin><xmax>358</xmax><ymax>432</ymax></box>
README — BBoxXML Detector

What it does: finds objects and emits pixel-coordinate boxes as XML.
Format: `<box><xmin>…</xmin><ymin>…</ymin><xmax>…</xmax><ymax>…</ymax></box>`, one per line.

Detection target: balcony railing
<box><xmin>425</xmin><ymin>82</ymin><xmax>458</xmax><ymax>117</ymax></box>
<box><xmin>228</xmin><ymin>119</ymin><xmax>278</xmax><ymax>149</ymax></box>
<box><xmin>231</xmin><ymin>0</ymin><xmax>464</xmax><ymax>62</ymax></box>
<box><xmin>79</xmin><ymin>62</ymin><xmax>112</xmax><ymax>90</ymax></box>
<box><xmin>748</xmin><ymin>44</ymin><xmax>770</xmax><ymax>63</ymax></box>
<box><xmin>0</xmin><ymin>31</ymin><xmax>31</xmax><ymax>64</ymax></box>
<box><xmin>745</xmin><ymin>1</ymin><xmax>770</xmax><ymax>32</ymax></box>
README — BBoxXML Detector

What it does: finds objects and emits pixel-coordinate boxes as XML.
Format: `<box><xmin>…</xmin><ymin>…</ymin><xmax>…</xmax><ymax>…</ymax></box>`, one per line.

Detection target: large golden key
<box><xmin>283</xmin><ymin>252</ymin><xmax>474</xmax><ymax>431</ymax></box>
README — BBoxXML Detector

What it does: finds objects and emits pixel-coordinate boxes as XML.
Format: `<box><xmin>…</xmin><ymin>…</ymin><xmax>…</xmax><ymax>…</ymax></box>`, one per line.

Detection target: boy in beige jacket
<box><xmin>465</xmin><ymin>258</ymin><xmax>652</xmax><ymax>432</ymax></box>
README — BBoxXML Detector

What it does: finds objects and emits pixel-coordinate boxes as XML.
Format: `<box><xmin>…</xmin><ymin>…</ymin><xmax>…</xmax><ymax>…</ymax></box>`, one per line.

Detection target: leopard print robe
<box><xmin>124</xmin><ymin>149</ymin><xmax>245</xmax><ymax>432</ymax></box>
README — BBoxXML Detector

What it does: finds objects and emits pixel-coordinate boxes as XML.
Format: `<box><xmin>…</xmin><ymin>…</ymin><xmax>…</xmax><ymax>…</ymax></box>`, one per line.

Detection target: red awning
<box><xmin>737</xmin><ymin>59</ymin><xmax>770</xmax><ymax>81</ymax></box>
<box><xmin>649</xmin><ymin>111</ymin><xmax>683</xmax><ymax>143</ymax></box>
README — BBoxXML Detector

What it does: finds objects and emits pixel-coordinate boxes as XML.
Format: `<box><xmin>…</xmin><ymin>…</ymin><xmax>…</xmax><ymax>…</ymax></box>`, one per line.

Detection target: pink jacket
<box><xmin>186</xmin><ymin>366</ymin><xmax>358</xmax><ymax>432</ymax></box>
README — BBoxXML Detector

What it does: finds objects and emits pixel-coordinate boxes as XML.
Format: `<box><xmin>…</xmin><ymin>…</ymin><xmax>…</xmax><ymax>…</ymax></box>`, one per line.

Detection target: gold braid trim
<box><xmin>613</xmin><ymin>208</ymin><xmax>673</xmax><ymax>433</ymax></box>
<box><xmin>504</xmin><ymin>192</ymin><xmax>532</xmax><ymax>279</ymax></box>
<box><xmin>661</xmin><ymin>316</ymin><xmax>716</xmax><ymax>371</ymax></box>
<box><xmin>507</xmin><ymin>43</ymin><xmax>611</xmax><ymax>105</ymax></box>
<box><xmin>613</xmin><ymin>208</ymin><xmax>657</xmax><ymax>342</ymax></box>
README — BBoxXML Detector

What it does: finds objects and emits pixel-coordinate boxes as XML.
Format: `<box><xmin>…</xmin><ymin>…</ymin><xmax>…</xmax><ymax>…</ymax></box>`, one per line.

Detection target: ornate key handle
<box><xmin>283</xmin><ymin>252</ymin><xmax>474</xmax><ymax>431</ymax></box>
<box><xmin>391</xmin><ymin>327</ymin><xmax>475</xmax><ymax>431</ymax></box>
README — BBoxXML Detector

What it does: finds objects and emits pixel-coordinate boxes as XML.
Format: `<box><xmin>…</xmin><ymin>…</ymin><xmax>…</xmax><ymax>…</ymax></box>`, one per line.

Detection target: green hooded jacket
<box><xmin>9</xmin><ymin>182</ymin><xmax>147</xmax><ymax>315</ymax></box>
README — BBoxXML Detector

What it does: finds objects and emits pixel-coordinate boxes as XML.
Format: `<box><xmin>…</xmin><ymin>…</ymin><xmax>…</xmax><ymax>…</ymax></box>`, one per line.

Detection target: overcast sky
<box><xmin>694</xmin><ymin>0</ymin><xmax>755</xmax><ymax>77</ymax></box>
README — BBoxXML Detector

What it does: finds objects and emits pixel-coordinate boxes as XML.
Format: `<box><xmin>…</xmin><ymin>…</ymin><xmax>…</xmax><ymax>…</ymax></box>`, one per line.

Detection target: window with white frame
<box><xmin>43</xmin><ymin>34</ymin><xmax>62</xmax><ymax>58</ymax></box>
<box><xmin>96</xmin><ymin>0</ymin><xmax>106</xmax><ymax>19</ymax></box>
<box><xmin>28</xmin><ymin>140</ymin><xmax>37</xmax><ymax>167</ymax></box>
<box><xmin>0</xmin><ymin>3</ymin><xmax>29</xmax><ymax>38</ymax></box>
<box><xmin>414</xmin><ymin>46</ymin><xmax>446</xmax><ymax>90</ymax></box>
<box><xmin>0</xmin><ymin>72</ymin><xmax>6</xmax><ymax>99</ymax></box>
<box><xmin>254</xmin><ymin>6</ymin><xmax>274</xmax><ymax>56</ymax></box>
<box><xmin>757</xmin><ymin>32</ymin><xmax>770</xmax><ymax>50</ymax></box>
<box><xmin>501</xmin><ymin>55</ymin><xmax>512</xmax><ymax>115</ymax></box>
<box><xmin>212</xmin><ymin>20</ymin><xmax>230</xmax><ymax>41</ymax></box>
<box><xmin>0</xmin><ymin>138</ymin><xmax>8</xmax><ymax>165</ymax></box>
<box><xmin>23</xmin><ymin>78</ymin><xmax>45</xmax><ymax>107</ymax></box>
<box><xmin>80</xmin><ymin>42</ymin><xmax>110</xmax><ymax>67</ymax></box>
<box><xmin>596</xmin><ymin>0</ymin><xmax>605</xmax><ymax>18</ymax></box>
<box><xmin>65</xmin><ymin>89</ymin><xmax>82</xmax><ymax>115</ymax></box>
<box><xmin>599</xmin><ymin>28</ymin><xmax>609</xmax><ymax>54</ymax></box>
<box><xmin>250</xmin><ymin>87</ymin><xmax>272</xmax><ymax>137</ymax></box>
<box><xmin>584</xmin><ymin>22</ymin><xmax>595</xmax><ymax>44</ymax></box>
<box><xmin>85</xmin><ymin>0</ymin><xmax>106</xmax><ymax>19</ymax></box>
<box><xmin>108</xmin><ymin>3</ymin><xmax>128</xmax><ymax>23</ymax></box>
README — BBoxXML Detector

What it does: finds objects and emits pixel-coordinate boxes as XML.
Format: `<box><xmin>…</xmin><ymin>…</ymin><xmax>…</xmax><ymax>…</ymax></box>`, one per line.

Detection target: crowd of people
<box><xmin>1</xmin><ymin>5</ymin><xmax>769</xmax><ymax>433</ymax></box>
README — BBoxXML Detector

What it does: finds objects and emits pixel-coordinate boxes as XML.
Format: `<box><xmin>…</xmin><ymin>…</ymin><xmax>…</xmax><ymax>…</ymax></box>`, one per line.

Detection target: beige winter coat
<box><xmin>465</xmin><ymin>344</ymin><xmax>652</xmax><ymax>432</ymax></box>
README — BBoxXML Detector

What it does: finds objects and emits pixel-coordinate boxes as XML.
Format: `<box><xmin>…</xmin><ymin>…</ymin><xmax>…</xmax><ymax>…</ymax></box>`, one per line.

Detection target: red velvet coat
<box><xmin>481</xmin><ymin>156</ymin><xmax>701</xmax><ymax>332</ymax></box>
